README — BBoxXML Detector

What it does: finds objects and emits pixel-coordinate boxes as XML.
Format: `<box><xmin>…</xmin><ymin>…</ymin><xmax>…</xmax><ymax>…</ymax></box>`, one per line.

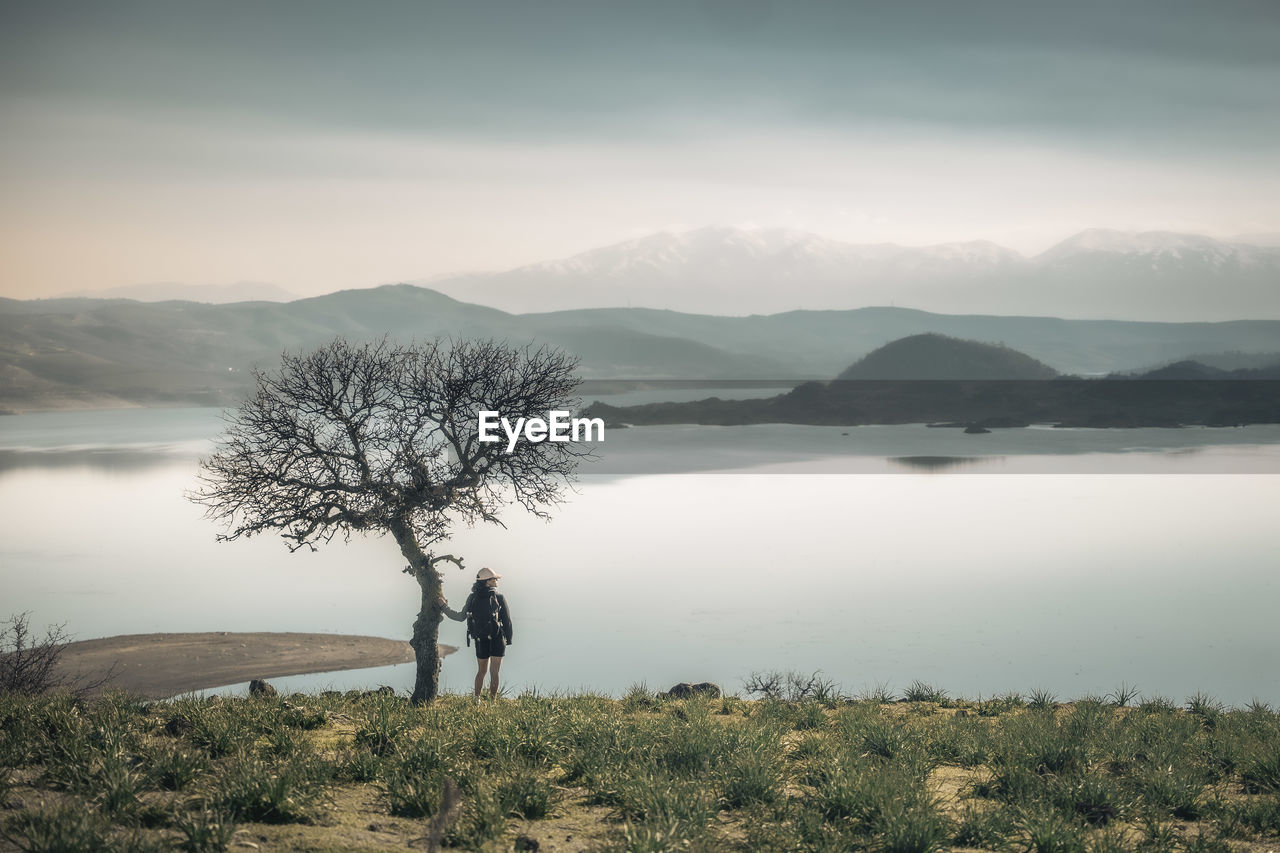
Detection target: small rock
<box><xmin>248</xmin><ymin>679</ymin><xmax>277</xmax><ymax>698</ymax></box>
<box><xmin>660</xmin><ymin>682</ymin><xmax>722</xmax><ymax>700</ymax></box>
<box><xmin>367</xmin><ymin>822</ymin><xmax>383</xmax><ymax>832</ymax></box>
<box><xmin>514</xmin><ymin>835</ymin><xmax>540</xmax><ymax>851</ymax></box>
<box><xmin>164</xmin><ymin>716</ymin><xmax>194</xmax><ymax>737</ymax></box>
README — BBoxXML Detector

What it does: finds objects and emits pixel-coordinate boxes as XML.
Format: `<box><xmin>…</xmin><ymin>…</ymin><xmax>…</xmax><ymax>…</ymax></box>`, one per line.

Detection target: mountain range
<box><xmin>424</xmin><ymin>226</ymin><xmax>1280</xmax><ymax>321</ymax></box>
<box><xmin>59</xmin><ymin>281</ymin><xmax>298</xmax><ymax>304</ymax></box>
<box><xmin>4</xmin><ymin>285</ymin><xmax>1280</xmax><ymax>412</ymax></box>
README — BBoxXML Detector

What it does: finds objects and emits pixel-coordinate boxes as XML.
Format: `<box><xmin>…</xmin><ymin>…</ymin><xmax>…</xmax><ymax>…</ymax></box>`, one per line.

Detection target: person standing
<box><xmin>443</xmin><ymin>567</ymin><xmax>513</xmax><ymax>698</ymax></box>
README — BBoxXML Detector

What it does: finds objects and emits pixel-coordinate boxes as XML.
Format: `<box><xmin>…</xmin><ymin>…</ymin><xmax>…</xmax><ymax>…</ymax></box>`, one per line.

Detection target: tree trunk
<box><xmin>409</xmin><ymin>568</ymin><xmax>443</xmax><ymax>705</ymax></box>
<box><xmin>392</xmin><ymin>521</ymin><xmax>444</xmax><ymax>705</ymax></box>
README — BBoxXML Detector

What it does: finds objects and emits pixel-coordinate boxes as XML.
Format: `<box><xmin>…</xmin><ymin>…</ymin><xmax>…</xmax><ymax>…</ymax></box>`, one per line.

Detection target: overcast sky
<box><xmin>2</xmin><ymin>0</ymin><xmax>1278</xmax><ymax>299</ymax></box>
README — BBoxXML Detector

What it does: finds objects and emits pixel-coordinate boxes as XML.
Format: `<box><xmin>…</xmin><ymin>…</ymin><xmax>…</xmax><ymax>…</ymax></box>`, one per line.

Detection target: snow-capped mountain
<box><xmin>518</xmin><ymin>227</ymin><xmax>1027</xmax><ymax>287</ymax></box>
<box><xmin>1029</xmin><ymin>229</ymin><xmax>1280</xmax><ymax>319</ymax></box>
<box><xmin>1036</xmin><ymin>228</ymin><xmax>1279</xmax><ymax>269</ymax></box>
<box><xmin>426</xmin><ymin>226</ymin><xmax>1280</xmax><ymax>321</ymax></box>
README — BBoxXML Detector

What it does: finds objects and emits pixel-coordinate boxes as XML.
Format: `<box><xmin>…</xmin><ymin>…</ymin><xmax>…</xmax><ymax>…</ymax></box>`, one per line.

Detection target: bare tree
<box><xmin>0</xmin><ymin>612</ymin><xmax>117</xmax><ymax>696</ymax></box>
<box><xmin>191</xmin><ymin>338</ymin><xmax>589</xmax><ymax>704</ymax></box>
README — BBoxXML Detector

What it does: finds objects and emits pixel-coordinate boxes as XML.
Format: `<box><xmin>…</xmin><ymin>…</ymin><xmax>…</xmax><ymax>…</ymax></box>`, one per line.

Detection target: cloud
<box><xmin>1</xmin><ymin>1</ymin><xmax>1277</xmax><ymax>297</ymax></box>
<box><xmin>2</xmin><ymin>0</ymin><xmax>1277</xmax><ymax>155</ymax></box>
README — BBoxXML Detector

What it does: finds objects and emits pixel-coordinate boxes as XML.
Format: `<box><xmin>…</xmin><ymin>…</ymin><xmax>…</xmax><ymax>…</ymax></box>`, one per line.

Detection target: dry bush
<box><xmin>0</xmin><ymin>612</ymin><xmax>115</xmax><ymax>696</ymax></box>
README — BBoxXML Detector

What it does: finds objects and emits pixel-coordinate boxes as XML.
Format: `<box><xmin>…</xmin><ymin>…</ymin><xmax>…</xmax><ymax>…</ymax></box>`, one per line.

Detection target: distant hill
<box><xmin>59</xmin><ymin>281</ymin><xmax>298</xmax><ymax>303</ymax></box>
<box><xmin>4</xmin><ymin>286</ymin><xmax>1280</xmax><ymax>411</ymax></box>
<box><xmin>583</xmin><ymin>376</ymin><xmax>1280</xmax><ymax>429</ymax></box>
<box><xmin>1121</xmin><ymin>359</ymin><xmax>1280</xmax><ymax>380</ymax></box>
<box><xmin>837</xmin><ymin>334</ymin><xmax>1059</xmax><ymax>380</ymax></box>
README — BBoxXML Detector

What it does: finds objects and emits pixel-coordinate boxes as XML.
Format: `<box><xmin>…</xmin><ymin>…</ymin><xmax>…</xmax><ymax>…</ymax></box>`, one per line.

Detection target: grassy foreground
<box><xmin>1</xmin><ymin>685</ymin><xmax>1279</xmax><ymax>852</ymax></box>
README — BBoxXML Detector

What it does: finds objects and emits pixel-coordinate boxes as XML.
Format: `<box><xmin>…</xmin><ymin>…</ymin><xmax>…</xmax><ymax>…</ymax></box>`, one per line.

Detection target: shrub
<box><xmin>859</xmin><ymin>718</ymin><xmax>916</xmax><ymax>762</ymax></box>
<box><xmin>173</xmin><ymin>809</ymin><xmax>238</xmax><ymax>853</ymax></box>
<box><xmin>902</xmin><ymin>680</ymin><xmax>949</xmax><ymax>704</ymax></box>
<box><xmin>718</xmin><ymin>748</ymin><xmax>783</xmax><ymax>810</ymax></box>
<box><xmin>1186</xmin><ymin>692</ymin><xmax>1225</xmax><ymax>728</ymax></box>
<box><xmin>381</xmin><ymin>765</ymin><xmax>443</xmax><ymax>818</ymax></box>
<box><xmin>1137</xmin><ymin>695</ymin><xmax>1177</xmax><ymax>714</ymax></box>
<box><xmin>812</xmin><ymin>759</ymin><xmax>929</xmax><ymax>831</ymax></box>
<box><xmin>352</xmin><ymin>698</ymin><xmax>412</xmax><ymax>756</ymax></box>
<box><xmin>856</xmin><ymin>681</ymin><xmax>896</xmax><ymax>704</ymax></box>
<box><xmin>1135</xmin><ymin>763</ymin><xmax>1207</xmax><ymax>820</ymax></box>
<box><xmin>1050</xmin><ymin>771</ymin><xmax>1131</xmax><ymax>826</ymax></box>
<box><xmin>878</xmin><ymin>797</ymin><xmax>951</xmax><ymax>853</ymax></box>
<box><xmin>620</xmin><ymin>683</ymin><xmax>657</xmax><ymax>712</ymax></box>
<box><xmin>444</xmin><ymin>784</ymin><xmax>519</xmax><ymax>849</ymax></box>
<box><xmin>743</xmin><ymin>670</ymin><xmax>840</xmax><ymax>703</ymax></box>
<box><xmin>952</xmin><ymin>802</ymin><xmax>1016</xmax><ymax>848</ymax></box>
<box><xmin>1241</xmin><ymin>743</ymin><xmax>1280</xmax><ymax>794</ymax></box>
<box><xmin>1014</xmin><ymin>804</ymin><xmax>1087</xmax><ymax>853</ymax></box>
<box><xmin>605</xmin><ymin>767</ymin><xmax>716</xmax><ymax>827</ymax></box>
<box><xmin>186</xmin><ymin>706</ymin><xmax>253</xmax><ymax>759</ymax></box>
<box><xmin>977</xmin><ymin>693</ymin><xmax>1024</xmax><ymax>717</ymax></box>
<box><xmin>337</xmin><ymin>745</ymin><xmax>384</xmax><ymax>783</ymax></box>
<box><xmin>0</xmin><ymin>612</ymin><xmax>113</xmax><ymax>696</ymax></box>
<box><xmin>92</xmin><ymin>753</ymin><xmax>146</xmax><ymax>821</ymax></box>
<box><xmin>603</xmin><ymin>819</ymin><xmax>708</xmax><ymax>852</ymax></box>
<box><xmin>496</xmin><ymin>771</ymin><xmax>555</xmax><ymax>820</ymax></box>
<box><xmin>1</xmin><ymin>802</ymin><xmax>110</xmax><ymax>852</ymax></box>
<box><xmin>207</xmin><ymin>753</ymin><xmax>325</xmax><ymax>823</ymax></box>
<box><xmin>1027</xmin><ymin>689</ymin><xmax>1058</xmax><ymax>711</ymax></box>
<box><xmin>787</xmin><ymin>731</ymin><xmax>831</xmax><ymax>763</ymax></box>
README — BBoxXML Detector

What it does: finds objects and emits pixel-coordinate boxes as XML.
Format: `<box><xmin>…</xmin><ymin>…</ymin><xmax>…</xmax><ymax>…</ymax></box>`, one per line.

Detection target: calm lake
<box><xmin>2</xmin><ymin>404</ymin><xmax>1278</xmax><ymax>705</ymax></box>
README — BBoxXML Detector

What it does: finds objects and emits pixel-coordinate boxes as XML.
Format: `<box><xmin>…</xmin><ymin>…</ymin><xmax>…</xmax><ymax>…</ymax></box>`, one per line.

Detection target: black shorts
<box><xmin>474</xmin><ymin>635</ymin><xmax>506</xmax><ymax>659</ymax></box>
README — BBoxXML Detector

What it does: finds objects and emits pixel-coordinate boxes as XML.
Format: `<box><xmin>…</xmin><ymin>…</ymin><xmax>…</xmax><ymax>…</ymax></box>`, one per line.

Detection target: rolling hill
<box><xmin>836</xmin><ymin>334</ymin><xmax>1059</xmax><ymax>380</ymax></box>
<box><xmin>4</xmin><ymin>287</ymin><xmax>1280</xmax><ymax>411</ymax></box>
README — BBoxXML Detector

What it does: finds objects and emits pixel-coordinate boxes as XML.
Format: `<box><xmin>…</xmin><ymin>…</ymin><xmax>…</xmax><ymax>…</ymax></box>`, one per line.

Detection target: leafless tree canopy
<box><xmin>192</xmin><ymin>337</ymin><xmax>590</xmax><ymax>555</ymax></box>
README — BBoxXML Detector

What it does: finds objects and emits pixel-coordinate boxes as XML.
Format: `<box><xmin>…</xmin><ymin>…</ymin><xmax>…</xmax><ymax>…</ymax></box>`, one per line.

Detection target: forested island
<box><xmin>583</xmin><ymin>335</ymin><xmax>1280</xmax><ymax>429</ymax></box>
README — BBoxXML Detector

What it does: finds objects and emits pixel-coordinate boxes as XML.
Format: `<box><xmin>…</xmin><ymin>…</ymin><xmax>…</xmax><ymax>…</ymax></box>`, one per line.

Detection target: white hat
<box><xmin>476</xmin><ymin>567</ymin><xmax>502</xmax><ymax>581</ymax></box>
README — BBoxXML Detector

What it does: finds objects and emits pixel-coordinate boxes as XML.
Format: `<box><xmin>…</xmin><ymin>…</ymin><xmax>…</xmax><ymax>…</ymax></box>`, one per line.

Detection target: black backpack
<box><xmin>466</xmin><ymin>589</ymin><xmax>503</xmax><ymax>645</ymax></box>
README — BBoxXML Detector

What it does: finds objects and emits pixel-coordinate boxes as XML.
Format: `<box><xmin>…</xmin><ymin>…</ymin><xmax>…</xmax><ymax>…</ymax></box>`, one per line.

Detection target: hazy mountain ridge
<box><xmin>58</xmin><ymin>281</ymin><xmax>299</xmax><ymax>303</ymax></box>
<box><xmin>427</xmin><ymin>226</ymin><xmax>1280</xmax><ymax>320</ymax></box>
<box><xmin>4</xmin><ymin>285</ymin><xmax>1280</xmax><ymax>412</ymax></box>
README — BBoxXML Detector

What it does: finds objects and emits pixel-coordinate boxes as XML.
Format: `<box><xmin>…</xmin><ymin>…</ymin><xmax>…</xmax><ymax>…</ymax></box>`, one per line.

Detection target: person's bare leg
<box><xmin>488</xmin><ymin>656</ymin><xmax>503</xmax><ymax>698</ymax></box>
<box><xmin>474</xmin><ymin>658</ymin><xmax>489</xmax><ymax>697</ymax></box>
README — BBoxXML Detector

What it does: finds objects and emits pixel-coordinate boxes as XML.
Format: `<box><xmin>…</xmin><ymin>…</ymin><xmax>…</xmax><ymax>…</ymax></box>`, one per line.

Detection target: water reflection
<box><xmin>890</xmin><ymin>455</ymin><xmax>990</xmax><ymax>472</ymax></box>
<box><xmin>0</xmin><ymin>447</ymin><xmax>197</xmax><ymax>474</ymax></box>
<box><xmin>2</xmin><ymin>409</ymin><xmax>1279</xmax><ymax>704</ymax></box>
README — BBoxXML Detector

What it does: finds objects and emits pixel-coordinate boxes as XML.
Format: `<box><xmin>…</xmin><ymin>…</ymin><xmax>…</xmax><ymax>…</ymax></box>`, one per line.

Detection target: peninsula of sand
<box><xmin>52</xmin><ymin>632</ymin><xmax>456</xmax><ymax>699</ymax></box>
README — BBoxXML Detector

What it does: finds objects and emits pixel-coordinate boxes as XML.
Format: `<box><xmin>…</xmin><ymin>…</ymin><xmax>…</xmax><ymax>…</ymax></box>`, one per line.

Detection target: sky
<box><xmin>2</xmin><ymin>0</ymin><xmax>1278</xmax><ymax>299</ymax></box>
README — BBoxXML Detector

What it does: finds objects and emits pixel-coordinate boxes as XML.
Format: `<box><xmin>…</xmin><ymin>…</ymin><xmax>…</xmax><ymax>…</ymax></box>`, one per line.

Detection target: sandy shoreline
<box><xmin>54</xmin><ymin>632</ymin><xmax>456</xmax><ymax>699</ymax></box>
